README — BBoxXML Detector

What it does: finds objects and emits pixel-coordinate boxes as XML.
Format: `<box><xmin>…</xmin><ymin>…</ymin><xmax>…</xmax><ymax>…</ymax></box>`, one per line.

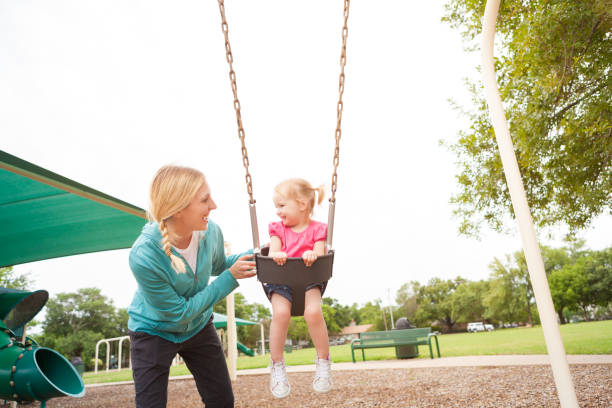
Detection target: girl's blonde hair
<box><xmin>148</xmin><ymin>165</ymin><xmax>206</xmax><ymax>273</ymax></box>
<box><xmin>274</xmin><ymin>178</ymin><xmax>325</xmax><ymax>214</ymax></box>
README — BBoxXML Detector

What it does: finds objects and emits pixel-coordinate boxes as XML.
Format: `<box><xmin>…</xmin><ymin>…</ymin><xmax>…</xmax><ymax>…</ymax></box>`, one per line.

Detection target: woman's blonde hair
<box><xmin>274</xmin><ymin>178</ymin><xmax>325</xmax><ymax>214</ymax></box>
<box><xmin>148</xmin><ymin>165</ymin><xmax>206</xmax><ymax>273</ymax></box>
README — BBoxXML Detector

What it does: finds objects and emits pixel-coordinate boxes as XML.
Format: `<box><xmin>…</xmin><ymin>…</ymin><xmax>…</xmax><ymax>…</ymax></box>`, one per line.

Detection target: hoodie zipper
<box><xmin>173</xmin><ymin>251</ymin><xmax>198</xmax><ymax>283</ymax></box>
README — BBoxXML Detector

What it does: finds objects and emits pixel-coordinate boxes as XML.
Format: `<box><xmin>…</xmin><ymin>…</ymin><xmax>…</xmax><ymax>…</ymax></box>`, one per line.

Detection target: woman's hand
<box><xmin>229</xmin><ymin>254</ymin><xmax>256</xmax><ymax>279</ymax></box>
<box><xmin>302</xmin><ymin>250</ymin><xmax>318</xmax><ymax>267</ymax></box>
<box><xmin>269</xmin><ymin>251</ymin><xmax>288</xmax><ymax>266</ymax></box>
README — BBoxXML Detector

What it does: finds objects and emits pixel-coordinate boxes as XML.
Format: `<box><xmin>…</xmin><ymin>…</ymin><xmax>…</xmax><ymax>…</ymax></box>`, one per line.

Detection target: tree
<box><xmin>287</xmin><ymin>317</ymin><xmax>309</xmax><ymax>343</ymax></box>
<box><xmin>548</xmin><ymin>247</ymin><xmax>612</xmax><ymax>322</ymax></box>
<box><xmin>322</xmin><ymin>297</ymin><xmax>353</xmax><ymax>330</ymax></box>
<box><xmin>483</xmin><ymin>254</ymin><xmax>534</xmax><ymax>324</ymax></box>
<box><xmin>451</xmin><ymin>280</ymin><xmax>489</xmax><ymax>324</ymax></box>
<box><xmin>42</xmin><ymin>288</ymin><xmax>119</xmax><ymax>337</ymax></box>
<box><xmin>442</xmin><ymin>0</ymin><xmax>611</xmax><ymax>237</ymax></box>
<box><xmin>548</xmin><ymin>265</ymin><xmax>588</xmax><ymax>323</ymax></box>
<box><xmin>356</xmin><ymin>300</ymin><xmax>391</xmax><ymax>331</ymax></box>
<box><xmin>540</xmin><ymin>246</ymin><xmax>572</xmax><ymax>276</ymax></box>
<box><xmin>37</xmin><ymin>288</ymin><xmax>127</xmax><ymax>370</ymax></box>
<box><xmin>413</xmin><ymin>278</ymin><xmax>464</xmax><ymax>331</ymax></box>
<box><xmin>582</xmin><ymin>248</ymin><xmax>612</xmax><ymax>308</ymax></box>
<box><xmin>0</xmin><ymin>266</ymin><xmax>32</xmax><ymax>290</ymax></box>
<box><xmin>395</xmin><ymin>283</ymin><xmax>418</xmax><ymax>321</ymax></box>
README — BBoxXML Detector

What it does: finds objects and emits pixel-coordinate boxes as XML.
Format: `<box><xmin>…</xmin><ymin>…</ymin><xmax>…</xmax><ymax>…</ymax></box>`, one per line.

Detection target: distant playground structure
<box><xmin>94</xmin><ymin>312</ymin><xmax>259</xmax><ymax>374</ymax></box>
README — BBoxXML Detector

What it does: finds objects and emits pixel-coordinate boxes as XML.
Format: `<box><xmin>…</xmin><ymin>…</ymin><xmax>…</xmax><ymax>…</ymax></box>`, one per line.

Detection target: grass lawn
<box><xmin>83</xmin><ymin>319</ymin><xmax>612</xmax><ymax>385</ymax></box>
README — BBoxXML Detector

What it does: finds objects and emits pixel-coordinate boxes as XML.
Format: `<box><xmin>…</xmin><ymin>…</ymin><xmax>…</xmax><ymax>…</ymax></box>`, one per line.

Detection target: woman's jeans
<box><xmin>130</xmin><ymin>316</ymin><xmax>233</xmax><ymax>408</ymax></box>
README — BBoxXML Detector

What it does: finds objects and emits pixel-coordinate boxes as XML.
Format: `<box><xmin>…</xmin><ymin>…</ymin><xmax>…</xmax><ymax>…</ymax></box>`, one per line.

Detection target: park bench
<box><xmin>350</xmin><ymin>328</ymin><xmax>440</xmax><ymax>362</ymax></box>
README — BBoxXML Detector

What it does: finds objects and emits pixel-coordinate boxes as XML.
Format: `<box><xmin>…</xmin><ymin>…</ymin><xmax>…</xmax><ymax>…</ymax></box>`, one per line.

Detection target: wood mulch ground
<box><xmin>46</xmin><ymin>364</ymin><xmax>611</xmax><ymax>407</ymax></box>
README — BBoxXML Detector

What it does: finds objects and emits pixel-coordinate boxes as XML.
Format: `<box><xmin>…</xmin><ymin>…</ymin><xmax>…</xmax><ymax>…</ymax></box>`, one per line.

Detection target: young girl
<box><xmin>265</xmin><ymin>178</ymin><xmax>332</xmax><ymax>398</ymax></box>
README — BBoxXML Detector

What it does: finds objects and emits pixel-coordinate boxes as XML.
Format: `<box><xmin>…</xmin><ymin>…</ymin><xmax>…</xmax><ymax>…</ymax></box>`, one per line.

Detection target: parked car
<box><xmin>467</xmin><ymin>322</ymin><xmax>485</xmax><ymax>332</ymax></box>
<box><xmin>484</xmin><ymin>323</ymin><xmax>494</xmax><ymax>331</ymax></box>
<box><xmin>329</xmin><ymin>337</ymin><xmax>347</xmax><ymax>346</ymax></box>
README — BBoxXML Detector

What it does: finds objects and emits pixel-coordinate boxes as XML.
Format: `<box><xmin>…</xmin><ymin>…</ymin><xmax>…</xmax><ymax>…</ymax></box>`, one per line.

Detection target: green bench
<box><xmin>350</xmin><ymin>328</ymin><xmax>440</xmax><ymax>362</ymax></box>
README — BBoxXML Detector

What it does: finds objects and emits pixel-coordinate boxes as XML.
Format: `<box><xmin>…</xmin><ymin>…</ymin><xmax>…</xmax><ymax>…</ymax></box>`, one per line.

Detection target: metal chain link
<box><xmin>217</xmin><ymin>0</ymin><xmax>350</xmax><ymax>204</ymax></box>
<box><xmin>217</xmin><ymin>0</ymin><xmax>254</xmax><ymax>204</ymax></box>
<box><xmin>330</xmin><ymin>0</ymin><xmax>350</xmax><ymax>203</ymax></box>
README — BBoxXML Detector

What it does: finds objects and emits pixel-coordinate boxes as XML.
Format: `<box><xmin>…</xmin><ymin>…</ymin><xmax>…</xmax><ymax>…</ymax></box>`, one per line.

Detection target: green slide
<box><xmin>237</xmin><ymin>341</ymin><xmax>254</xmax><ymax>356</ymax></box>
<box><xmin>0</xmin><ymin>289</ymin><xmax>85</xmax><ymax>407</ymax></box>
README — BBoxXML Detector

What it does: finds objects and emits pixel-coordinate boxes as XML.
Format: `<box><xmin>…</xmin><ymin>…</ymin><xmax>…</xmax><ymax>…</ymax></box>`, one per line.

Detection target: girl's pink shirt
<box><xmin>268</xmin><ymin>220</ymin><xmax>327</xmax><ymax>257</ymax></box>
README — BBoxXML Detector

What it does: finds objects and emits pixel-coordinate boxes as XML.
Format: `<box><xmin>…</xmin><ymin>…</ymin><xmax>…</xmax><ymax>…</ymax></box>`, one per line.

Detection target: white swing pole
<box><xmin>225</xmin><ymin>242</ymin><xmax>238</xmax><ymax>381</ymax></box>
<box><xmin>260</xmin><ymin>322</ymin><xmax>265</xmax><ymax>356</ymax></box>
<box><xmin>481</xmin><ymin>1</ymin><xmax>579</xmax><ymax>406</ymax></box>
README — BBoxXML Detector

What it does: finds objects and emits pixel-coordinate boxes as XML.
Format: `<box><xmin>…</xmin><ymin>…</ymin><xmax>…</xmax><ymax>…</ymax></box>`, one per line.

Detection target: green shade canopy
<box><xmin>212</xmin><ymin>312</ymin><xmax>258</xmax><ymax>328</ymax></box>
<box><xmin>0</xmin><ymin>150</ymin><xmax>146</xmax><ymax>267</ymax></box>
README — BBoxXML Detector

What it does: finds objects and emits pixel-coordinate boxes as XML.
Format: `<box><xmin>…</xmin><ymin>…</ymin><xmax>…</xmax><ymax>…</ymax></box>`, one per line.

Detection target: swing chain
<box><xmin>217</xmin><ymin>0</ymin><xmax>255</xmax><ymax>204</ymax></box>
<box><xmin>330</xmin><ymin>0</ymin><xmax>350</xmax><ymax>203</ymax></box>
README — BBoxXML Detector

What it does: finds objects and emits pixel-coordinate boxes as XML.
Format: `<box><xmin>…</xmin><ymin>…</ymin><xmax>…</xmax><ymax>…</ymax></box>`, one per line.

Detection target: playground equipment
<box><xmin>255</xmin><ymin>247</ymin><xmax>334</xmax><ymax>316</ymax></box>
<box><xmin>482</xmin><ymin>1</ymin><xmax>579</xmax><ymax>406</ymax></box>
<box><xmin>94</xmin><ymin>335</ymin><xmax>130</xmax><ymax>374</ymax></box>
<box><xmin>216</xmin><ymin>0</ymin><xmax>350</xmax><ymax>316</ymax></box>
<box><xmin>0</xmin><ymin>288</ymin><xmax>85</xmax><ymax>407</ymax></box>
<box><xmin>0</xmin><ymin>150</ymin><xmax>146</xmax><ymax>268</ymax></box>
<box><xmin>236</xmin><ymin>341</ymin><xmax>254</xmax><ymax>357</ymax></box>
<box><xmin>0</xmin><ymin>288</ymin><xmax>48</xmax><ymax>339</ymax></box>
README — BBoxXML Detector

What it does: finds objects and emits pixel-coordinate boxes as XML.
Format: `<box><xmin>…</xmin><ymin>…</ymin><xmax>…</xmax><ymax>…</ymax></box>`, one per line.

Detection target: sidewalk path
<box><xmin>87</xmin><ymin>354</ymin><xmax>612</xmax><ymax>388</ymax></box>
<box><xmin>236</xmin><ymin>354</ymin><xmax>612</xmax><ymax>376</ymax></box>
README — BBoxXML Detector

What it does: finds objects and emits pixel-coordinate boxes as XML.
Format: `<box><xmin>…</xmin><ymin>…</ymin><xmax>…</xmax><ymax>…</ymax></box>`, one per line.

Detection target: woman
<box><xmin>128</xmin><ymin>165</ymin><xmax>256</xmax><ymax>408</ymax></box>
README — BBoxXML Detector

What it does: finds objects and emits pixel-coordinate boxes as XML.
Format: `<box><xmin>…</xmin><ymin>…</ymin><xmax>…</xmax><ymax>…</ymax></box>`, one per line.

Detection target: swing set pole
<box><xmin>481</xmin><ymin>1</ymin><xmax>578</xmax><ymax>406</ymax></box>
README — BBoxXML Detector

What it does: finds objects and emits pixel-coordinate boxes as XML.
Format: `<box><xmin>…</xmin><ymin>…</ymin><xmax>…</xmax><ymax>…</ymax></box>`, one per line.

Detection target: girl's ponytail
<box><xmin>315</xmin><ymin>185</ymin><xmax>325</xmax><ymax>206</ymax></box>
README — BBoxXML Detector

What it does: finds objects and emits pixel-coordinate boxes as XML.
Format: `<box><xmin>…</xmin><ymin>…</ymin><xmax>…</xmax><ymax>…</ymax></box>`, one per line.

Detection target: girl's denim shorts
<box><xmin>263</xmin><ymin>281</ymin><xmax>328</xmax><ymax>303</ymax></box>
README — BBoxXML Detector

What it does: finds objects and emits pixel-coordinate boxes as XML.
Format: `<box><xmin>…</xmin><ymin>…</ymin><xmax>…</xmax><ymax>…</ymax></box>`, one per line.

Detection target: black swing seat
<box><xmin>256</xmin><ymin>247</ymin><xmax>334</xmax><ymax>316</ymax></box>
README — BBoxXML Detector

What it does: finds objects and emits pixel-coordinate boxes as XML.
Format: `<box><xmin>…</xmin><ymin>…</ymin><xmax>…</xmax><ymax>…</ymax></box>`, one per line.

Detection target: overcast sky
<box><xmin>2</xmin><ymin>1</ymin><xmax>610</xmax><ymax>317</ymax></box>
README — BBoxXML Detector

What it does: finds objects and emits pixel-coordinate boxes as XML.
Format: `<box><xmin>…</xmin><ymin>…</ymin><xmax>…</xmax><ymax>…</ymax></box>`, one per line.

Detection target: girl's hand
<box><xmin>302</xmin><ymin>250</ymin><xmax>318</xmax><ymax>267</ymax></box>
<box><xmin>270</xmin><ymin>251</ymin><xmax>288</xmax><ymax>266</ymax></box>
<box><xmin>229</xmin><ymin>254</ymin><xmax>256</xmax><ymax>279</ymax></box>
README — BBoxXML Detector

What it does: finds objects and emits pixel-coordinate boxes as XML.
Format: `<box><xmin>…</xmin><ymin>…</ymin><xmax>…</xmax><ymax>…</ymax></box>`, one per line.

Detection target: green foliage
<box><xmin>484</xmin><ymin>253</ymin><xmax>535</xmax><ymax>324</ymax></box>
<box><xmin>402</xmin><ymin>244</ymin><xmax>609</xmax><ymax>329</ymax></box>
<box><xmin>451</xmin><ymin>280</ymin><xmax>489</xmax><ymax>323</ymax></box>
<box><xmin>413</xmin><ymin>278</ymin><xmax>465</xmax><ymax>330</ymax></box>
<box><xmin>321</xmin><ymin>304</ymin><xmax>341</xmax><ymax>334</ymax></box>
<box><xmin>288</xmin><ymin>316</ymin><xmax>310</xmax><ymax>343</ymax></box>
<box><xmin>322</xmin><ymin>297</ymin><xmax>353</xmax><ymax>330</ymax></box>
<box><xmin>0</xmin><ymin>266</ymin><xmax>32</xmax><ymax>290</ymax></box>
<box><xmin>356</xmin><ymin>300</ymin><xmax>383</xmax><ymax>325</ymax></box>
<box><xmin>396</xmin><ymin>283</ymin><xmax>418</xmax><ymax>320</ymax></box>
<box><xmin>549</xmin><ymin>247</ymin><xmax>612</xmax><ymax>322</ymax></box>
<box><xmin>213</xmin><ymin>292</ymin><xmax>270</xmax><ymax>348</ymax></box>
<box><xmin>42</xmin><ymin>288</ymin><xmax>119</xmax><ymax>337</ymax></box>
<box><xmin>442</xmin><ymin>0</ymin><xmax>611</xmax><ymax>237</ymax></box>
<box><xmin>549</xmin><ymin>265</ymin><xmax>588</xmax><ymax>323</ymax></box>
<box><xmin>36</xmin><ymin>288</ymin><xmax>128</xmax><ymax>370</ymax></box>
<box><xmin>582</xmin><ymin>247</ymin><xmax>612</xmax><ymax>307</ymax></box>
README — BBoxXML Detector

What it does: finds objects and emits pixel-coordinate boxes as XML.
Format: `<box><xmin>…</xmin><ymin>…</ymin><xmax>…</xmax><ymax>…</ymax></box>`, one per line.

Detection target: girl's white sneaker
<box><xmin>313</xmin><ymin>356</ymin><xmax>332</xmax><ymax>393</ymax></box>
<box><xmin>269</xmin><ymin>359</ymin><xmax>291</xmax><ymax>398</ymax></box>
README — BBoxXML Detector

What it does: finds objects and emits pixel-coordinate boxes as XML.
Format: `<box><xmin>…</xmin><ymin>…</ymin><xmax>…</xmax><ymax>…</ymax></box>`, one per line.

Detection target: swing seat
<box><xmin>256</xmin><ymin>247</ymin><xmax>334</xmax><ymax>316</ymax></box>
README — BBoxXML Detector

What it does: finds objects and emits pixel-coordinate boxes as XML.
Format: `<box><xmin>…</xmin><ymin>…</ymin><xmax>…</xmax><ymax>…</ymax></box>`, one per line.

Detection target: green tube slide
<box><xmin>237</xmin><ymin>341</ymin><xmax>254</xmax><ymax>356</ymax></box>
<box><xmin>0</xmin><ymin>289</ymin><xmax>85</xmax><ymax>407</ymax></box>
<box><xmin>0</xmin><ymin>322</ymin><xmax>85</xmax><ymax>406</ymax></box>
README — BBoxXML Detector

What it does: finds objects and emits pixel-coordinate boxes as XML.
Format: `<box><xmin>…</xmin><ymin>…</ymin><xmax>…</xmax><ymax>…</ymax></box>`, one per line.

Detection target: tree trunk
<box><xmin>581</xmin><ymin>305</ymin><xmax>590</xmax><ymax>322</ymax></box>
<box><xmin>444</xmin><ymin>316</ymin><xmax>455</xmax><ymax>332</ymax></box>
<box><xmin>525</xmin><ymin>292</ymin><xmax>534</xmax><ymax>326</ymax></box>
<box><xmin>557</xmin><ymin>310</ymin><xmax>566</xmax><ymax>324</ymax></box>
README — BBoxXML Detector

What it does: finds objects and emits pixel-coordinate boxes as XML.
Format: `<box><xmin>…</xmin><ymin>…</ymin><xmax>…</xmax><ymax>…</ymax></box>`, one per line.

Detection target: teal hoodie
<box><xmin>127</xmin><ymin>220</ymin><xmax>247</xmax><ymax>343</ymax></box>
